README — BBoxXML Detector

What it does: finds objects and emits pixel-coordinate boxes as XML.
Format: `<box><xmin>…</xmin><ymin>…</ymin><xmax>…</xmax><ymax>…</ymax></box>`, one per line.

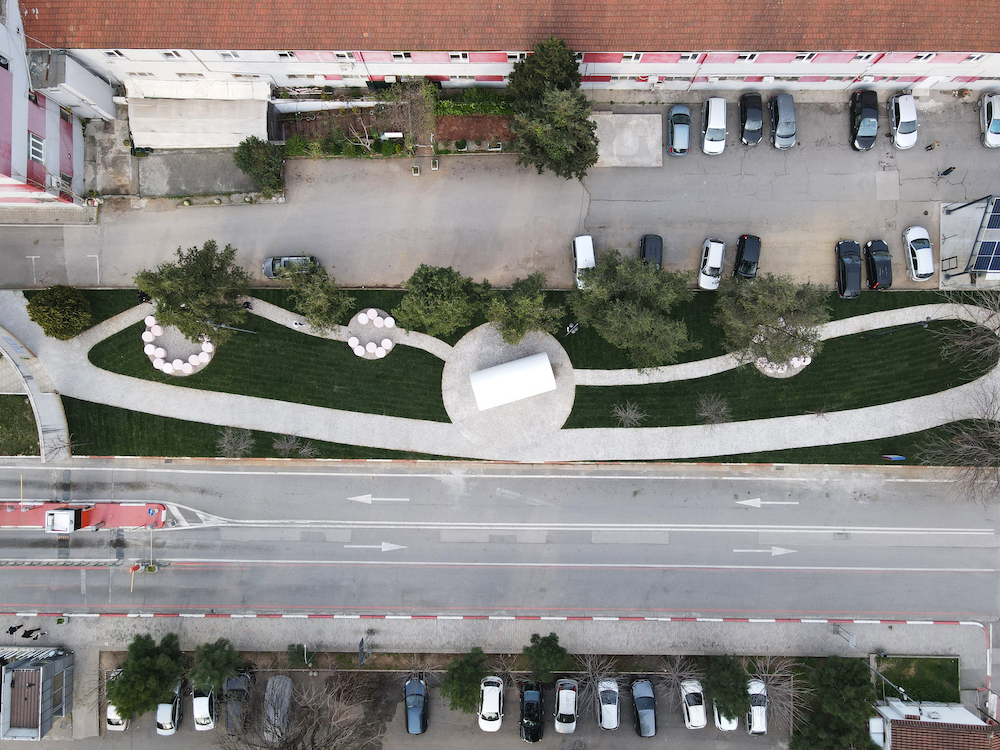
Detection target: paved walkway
<box><xmin>0</xmin><ymin>292</ymin><xmax>994</xmax><ymax>462</ymax></box>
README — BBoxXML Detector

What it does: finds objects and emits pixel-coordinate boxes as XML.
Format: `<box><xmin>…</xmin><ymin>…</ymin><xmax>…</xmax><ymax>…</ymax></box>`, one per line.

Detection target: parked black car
<box><xmin>835</xmin><ymin>240</ymin><xmax>862</xmax><ymax>299</ymax></box>
<box><xmin>733</xmin><ymin>234</ymin><xmax>762</xmax><ymax>280</ymax></box>
<box><xmin>739</xmin><ymin>93</ymin><xmax>764</xmax><ymax>145</ymax></box>
<box><xmin>864</xmin><ymin>239</ymin><xmax>893</xmax><ymax>289</ymax></box>
<box><xmin>850</xmin><ymin>89</ymin><xmax>879</xmax><ymax>151</ymax></box>
<box><xmin>404</xmin><ymin>677</ymin><xmax>429</xmax><ymax>735</ymax></box>
<box><xmin>223</xmin><ymin>672</ymin><xmax>254</xmax><ymax>736</ymax></box>
<box><xmin>520</xmin><ymin>681</ymin><xmax>544</xmax><ymax>742</ymax></box>
<box><xmin>639</xmin><ymin>234</ymin><xmax>663</xmax><ymax>268</ymax></box>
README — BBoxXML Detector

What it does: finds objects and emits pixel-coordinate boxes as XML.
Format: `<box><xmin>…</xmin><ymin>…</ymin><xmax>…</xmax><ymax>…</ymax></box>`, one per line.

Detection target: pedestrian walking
<box><xmin>31</xmin><ymin>631</ymin><xmax>46</xmax><ymax>640</ymax></box>
<box><xmin>925</xmin><ymin>140</ymin><xmax>941</xmax><ymax>151</ymax></box>
<box><xmin>20</xmin><ymin>628</ymin><xmax>40</xmax><ymax>638</ymax></box>
<box><xmin>292</xmin><ymin>320</ymin><xmax>305</xmax><ymax>327</ymax></box>
<box><xmin>6</xmin><ymin>624</ymin><xmax>21</xmax><ymax>635</ymax></box>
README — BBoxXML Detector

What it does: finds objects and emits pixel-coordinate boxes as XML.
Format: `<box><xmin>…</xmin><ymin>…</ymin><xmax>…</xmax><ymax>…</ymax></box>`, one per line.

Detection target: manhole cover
<box><xmin>571</xmin><ymin>741</ymin><xmax>586</xmax><ymax>750</ymax></box>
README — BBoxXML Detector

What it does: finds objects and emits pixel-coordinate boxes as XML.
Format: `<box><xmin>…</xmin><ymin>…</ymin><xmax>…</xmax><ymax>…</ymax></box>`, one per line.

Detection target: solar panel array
<box><xmin>973</xmin><ymin>198</ymin><xmax>1000</xmax><ymax>273</ymax></box>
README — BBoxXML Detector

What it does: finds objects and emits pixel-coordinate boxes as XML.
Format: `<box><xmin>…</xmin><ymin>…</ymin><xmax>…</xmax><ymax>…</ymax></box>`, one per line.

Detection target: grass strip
<box><xmin>566</xmin><ymin>321</ymin><xmax>991</xmax><ymax>428</ymax></box>
<box><xmin>62</xmin><ymin>397</ymin><xmax>448</xmax><ymax>459</ymax></box>
<box><xmin>0</xmin><ymin>395</ymin><xmax>38</xmax><ymax>455</ymax></box>
<box><xmin>88</xmin><ymin>316</ymin><xmax>449</xmax><ymax>422</ymax></box>
<box><xmin>874</xmin><ymin>657</ymin><xmax>960</xmax><ymax>703</ymax></box>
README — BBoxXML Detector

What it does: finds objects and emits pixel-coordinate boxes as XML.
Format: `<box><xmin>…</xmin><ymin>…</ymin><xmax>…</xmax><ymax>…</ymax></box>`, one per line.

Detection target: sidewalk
<box><xmin>2</xmin><ymin>612</ymin><xmax>989</xmax><ymax>740</ymax></box>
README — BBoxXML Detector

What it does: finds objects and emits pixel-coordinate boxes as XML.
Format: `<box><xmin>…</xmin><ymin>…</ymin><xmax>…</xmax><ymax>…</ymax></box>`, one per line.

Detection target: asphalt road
<box><xmin>1</xmin><ymin>95</ymin><xmax>998</xmax><ymax>290</ymax></box>
<box><xmin>0</xmin><ymin>460</ymin><xmax>996</xmax><ymax>621</ymax></box>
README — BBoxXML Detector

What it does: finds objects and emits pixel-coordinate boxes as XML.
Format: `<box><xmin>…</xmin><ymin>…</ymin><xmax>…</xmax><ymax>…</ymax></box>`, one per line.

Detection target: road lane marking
<box><xmin>347</xmin><ymin>494</ymin><xmax>409</xmax><ymax>504</ymax></box>
<box><xmin>736</xmin><ymin>499</ymin><xmax>800</xmax><ymax>508</ymax></box>
<box><xmin>733</xmin><ymin>546</ymin><xmax>797</xmax><ymax>556</ymax></box>
<box><xmin>343</xmin><ymin>542</ymin><xmax>406</xmax><ymax>552</ymax></box>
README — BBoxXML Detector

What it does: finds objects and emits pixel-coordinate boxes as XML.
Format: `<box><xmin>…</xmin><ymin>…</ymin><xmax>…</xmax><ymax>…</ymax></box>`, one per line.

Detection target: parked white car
<box><xmin>554</xmin><ymin>678</ymin><xmax>579</xmax><ymax>734</ymax></box>
<box><xmin>747</xmin><ymin>679</ymin><xmax>768</xmax><ymax>736</ymax></box>
<box><xmin>888</xmin><ymin>93</ymin><xmax>918</xmax><ymax>150</ymax></box>
<box><xmin>902</xmin><ymin>225</ymin><xmax>935</xmax><ymax>281</ymax></box>
<box><xmin>680</xmin><ymin>679</ymin><xmax>707</xmax><ymax>729</ymax></box>
<box><xmin>478</xmin><ymin>677</ymin><xmax>504</xmax><ymax>732</ymax></box>
<box><xmin>106</xmin><ymin>670</ymin><xmax>129</xmax><ymax>732</ymax></box>
<box><xmin>193</xmin><ymin>689</ymin><xmax>216</xmax><ymax>731</ymax></box>
<box><xmin>713</xmin><ymin>699</ymin><xmax>739</xmax><ymax>731</ymax></box>
<box><xmin>698</xmin><ymin>239</ymin><xmax>726</xmax><ymax>290</ymax></box>
<box><xmin>597</xmin><ymin>679</ymin><xmax>620</xmax><ymax>730</ymax></box>
<box><xmin>980</xmin><ymin>92</ymin><xmax>1000</xmax><ymax>148</ymax></box>
<box><xmin>702</xmin><ymin>97</ymin><xmax>727</xmax><ymax>155</ymax></box>
<box><xmin>155</xmin><ymin>679</ymin><xmax>184</xmax><ymax>737</ymax></box>
<box><xmin>572</xmin><ymin>235</ymin><xmax>596</xmax><ymax>289</ymax></box>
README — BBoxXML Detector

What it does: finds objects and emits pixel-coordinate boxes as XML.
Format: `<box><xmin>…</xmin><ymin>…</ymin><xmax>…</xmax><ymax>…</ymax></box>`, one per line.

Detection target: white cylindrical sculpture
<box><xmin>151</xmin><ymin>325</ymin><xmax>164</xmax><ymax>336</ymax></box>
<box><xmin>144</xmin><ymin>344</ymin><xmax>156</xmax><ymax>356</ymax></box>
<box><xmin>144</xmin><ymin>315</ymin><xmax>156</xmax><ymax>326</ymax></box>
<box><xmin>202</xmin><ymin>341</ymin><xmax>215</xmax><ymax>353</ymax></box>
<box><xmin>348</xmin><ymin>336</ymin><xmax>360</xmax><ymax>348</ymax></box>
<box><xmin>384</xmin><ymin>317</ymin><xmax>395</xmax><ymax>329</ymax></box>
<box><xmin>188</xmin><ymin>354</ymin><xmax>200</xmax><ymax>366</ymax></box>
<box><xmin>365</xmin><ymin>341</ymin><xmax>377</xmax><ymax>353</ymax></box>
<box><xmin>181</xmin><ymin>363</ymin><xmax>194</xmax><ymax>374</ymax></box>
<box><xmin>367</xmin><ymin>308</ymin><xmax>378</xmax><ymax>318</ymax></box>
<box><xmin>141</xmin><ymin>331</ymin><xmax>155</xmax><ymax>343</ymax></box>
<box><xmin>153</xmin><ymin>358</ymin><xmax>164</xmax><ymax>369</ymax></box>
<box><xmin>375</xmin><ymin>347</ymin><xmax>386</xmax><ymax>358</ymax></box>
<box><xmin>162</xmin><ymin>362</ymin><xmax>174</xmax><ymax>374</ymax></box>
<box><xmin>381</xmin><ymin>339</ymin><xmax>393</xmax><ymax>350</ymax></box>
<box><xmin>353</xmin><ymin>345</ymin><xmax>366</xmax><ymax>356</ymax></box>
<box><xmin>198</xmin><ymin>351</ymin><xmax>211</xmax><ymax>364</ymax></box>
<box><xmin>373</xmin><ymin>317</ymin><xmax>384</xmax><ymax>328</ymax></box>
<box><xmin>154</xmin><ymin>347</ymin><xmax>166</xmax><ymax>359</ymax></box>
<box><xmin>357</xmin><ymin>313</ymin><xmax>369</xmax><ymax>325</ymax></box>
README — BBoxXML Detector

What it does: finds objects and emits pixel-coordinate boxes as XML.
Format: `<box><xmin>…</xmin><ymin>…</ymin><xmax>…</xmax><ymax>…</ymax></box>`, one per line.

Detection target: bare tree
<box><xmin>936</xmin><ymin>289</ymin><xmax>1000</xmax><ymax>374</ymax></box>
<box><xmin>490</xmin><ymin>653</ymin><xmax>521</xmax><ymax>688</ymax></box>
<box><xmin>218</xmin><ymin>427</ymin><xmax>255</xmax><ymax>458</ymax></box>
<box><xmin>298</xmin><ymin>442</ymin><xmax>318</xmax><ymax>459</ymax></box>
<box><xmin>918</xmin><ymin>385</ymin><xmax>1000</xmax><ymax>504</ymax></box>
<box><xmin>745</xmin><ymin>655</ymin><xmax>813</xmax><ymax>735</ymax></box>
<box><xmin>273</xmin><ymin>434</ymin><xmax>301</xmax><ymax>457</ymax></box>
<box><xmin>574</xmin><ymin>653</ymin><xmax>618</xmax><ymax>719</ymax></box>
<box><xmin>612</xmin><ymin>401</ymin><xmax>647</xmax><ymax>428</ymax></box>
<box><xmin>695</xmin><ymin>393</ymin><xmax>732</xmax><ymax>424</ymax></box>
<box><xmin>658</xmin><ymin>656</ymin><xmax>704</xmax><ymax>711</ymax></box>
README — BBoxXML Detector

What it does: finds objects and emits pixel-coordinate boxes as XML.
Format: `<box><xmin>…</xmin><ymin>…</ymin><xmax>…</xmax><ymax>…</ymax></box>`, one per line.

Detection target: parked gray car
<box><xmin>770</xmin><ymin>93</ymin><xmax>797</xmax><ymax>150</ymax></box>
<box><xmin>262</xmin><ymin>255</ymin><xmax>316</xmax><ymax>278</ymax></box>
<box><xmin>223</xmin><ymin>673</ymin><xmax>252</xmax><ymax>736</ymax></box>
<box><xmin>631</xmin><ymin>679</ymin><xmax>657</xmax><ymax>737</ymax></box>
<box><xmin>263</xmin><ymin>675</ymin><xmax>293</xmax><ymax>744</ymax></box>
<box><xmin>667</xmin><ymin>104</ymin><xmax>691</xmax><ymax>156</ymax></box>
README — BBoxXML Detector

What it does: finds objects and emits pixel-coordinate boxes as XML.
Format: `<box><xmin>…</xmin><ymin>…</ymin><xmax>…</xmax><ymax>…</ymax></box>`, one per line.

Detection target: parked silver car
<box><xmin>769</xmin><ymin>93</ymin><xmax>796</xmax><ymax>149</ymax></box>
<box><xmin>667</xmin><ymin>104</ymin><xmax>691</xmax><ymax>156</ymax></box>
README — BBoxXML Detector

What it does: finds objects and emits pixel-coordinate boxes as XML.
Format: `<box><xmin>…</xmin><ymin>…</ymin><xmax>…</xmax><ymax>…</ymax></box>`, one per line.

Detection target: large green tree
<box><xmin>134</xmin><ymin>240</ymin><xmax>251</xmax><ymax>346</ymax></box>
<box><xmin>440</xmin><ymin>647</ymin><xmax>488</xmax><ymax>713</ymax></box>
<box><xmin>485</xmin><ymin>272</ymin><xmax>563</xmax><ymax>345</ymax></box>
<box><xmin>702</xmin><ymin>655</ymin><xmax>750</xmax><ymax>724</ymax></box>
<box><xmin>522</xmin><ymin>633</ymin><xmax>571</xmax><ymax>683</ymax></box>
<box><xmin>106</xmin><ymin>633</ymin><xmax>186</xmax><ymax>720</ymax></box>
<box><xmin>507</xmin><ymin>37</ymin><xmax>581</xmax><ymax>104</ymax></box>
<box><xmin>512</xmin><ymin>87</ymin><xmax>599</xmax><ymax>180</ymax></box>
<box><xmin>790</xmin><ymin>656</ymin><xmax>876</xmax><ymax>750</ymax></box>
<box><xmin>233</xmin><ymin>136</ymin><xmax>284</xmax><ymax>193</ymax></box>
<box><xmin>570</xmin><ymin>250</ymin><xmax>696</xmax><ymax>368</ymax></box>
<box><xmin>714</xmin><ymin>274</ymin><xmax>830</xmax><ymax>366</ymax></box>
<box><xmin>189</xmin><ymin>638</ymin><xmax>242</xmax><ymax>694</ymax></box>
<box><xmin>26</xmin><ymin>285</ymin><xmax>91</xmax><ymax>340</ymax></box>
<box><xmin>283</xmin><ymin>262</ymin><xmax>355</xmax><ymax>334</ymax></box>
<box><xmin>391</xmin><ymin>264</ymin><xmax>488</xmax><ymax>337</ymax></box>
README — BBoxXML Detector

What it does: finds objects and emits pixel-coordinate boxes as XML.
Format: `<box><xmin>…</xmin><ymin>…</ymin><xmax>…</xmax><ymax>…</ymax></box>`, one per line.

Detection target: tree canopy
<box><xmin>391</xmin><ymin>264</ymin><xmax>488</xmax><ymax>337</ymax></box>
<box><xmin>134</xmin><ymin>240</ymin><xmax>252</xmax><ymax>346</ymax></box>
<box><xmin>569</xmin><ymin>250</ymin><xmax>696</xmax><ymax>368</ymax></box>
<box><xmin>522</xmin><ymin>632</ymin><xmax>571</xmax><ymax>683</ymax></box>
<box><xmin>233</xmin><ymin>136</ymin><xmax>284</xmax><ymax>193</ymax></box>
<box><xmin>440</xmin><ymin>647</ymin><xmax>488</xmax><ymax>713</ymax></box>
<box><xmin>507</xmin><ymin>37</ymin><xmax>582</xmax><ymax>104</ymax></box>
<box><xmin>485</xmin><ymin>272</ymin><xmax>563</xmax><ymax>344</ymax></box>
<box><xmin>511</xmin><ymin>86</ymin><xmax>599</xmax><ymax>181</ymax></box>
<box><xmin>26</xmin><ymin>285</ymin><xmax>91</xmax><ymax>340</ymax></box>
<box><xmin>703</xmin><ymin>655</ymin><xmax>750</xmax><ymax>722</ymax></box>
<box><xmin>714</xmin><ymin>274</ymin><xmax>830</xmax><ymax>366</ymax></box>
<box><xmin>283</xmin><ymin>263</ymin><xmax>355</xmax><ymax>334</ymax></box>
<box><xmin>106</xmin><ymin>633</ymin><xmax>186</xmax><ymax>720</ymax></box>
<box><xmin>790</xmin><ymin>656</ymin><xmax>876</xmax><ymax>750</ymax></box>
<box><xmin>189</xmin><ymin>638</ymin><xmax>242</xmax><ymax>694</ymax></box>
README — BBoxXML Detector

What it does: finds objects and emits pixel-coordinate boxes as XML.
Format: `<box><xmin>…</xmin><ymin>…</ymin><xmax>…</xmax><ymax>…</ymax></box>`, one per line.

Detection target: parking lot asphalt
<box><xmin>3</xmin><ymin>92</ymin><xmax>997</xmax><ymax>291</ymax></box>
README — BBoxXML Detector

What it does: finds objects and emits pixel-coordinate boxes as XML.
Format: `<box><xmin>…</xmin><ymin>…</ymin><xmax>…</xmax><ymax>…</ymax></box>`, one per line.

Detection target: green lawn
<box><xmin>566</xmin><ymin>320</ymin><xmax>992</xmax><ymax>428</ymax></box>
<box><xmin>0</xmin><ymin>395</ymin><xmax>38</xmax><ymax>455</ymax></box>
<box><xmin>88</xmin><ymin>316</ymin><xmax>449</xmax><ymax>422</ymax></box>
<box><xmin>62</xmin><ymin>398</ymin><xmax>444</xmax><ymax>459</ymax></box>
<box><xmin>875</xmin><ymin>657</ymin><xmax>960</xmax><ymax>702</ymax></box>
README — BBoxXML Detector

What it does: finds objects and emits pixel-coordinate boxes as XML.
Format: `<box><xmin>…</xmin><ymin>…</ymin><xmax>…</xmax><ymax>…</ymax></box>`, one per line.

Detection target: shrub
<box><xmin>393</xmin><ymin>264</ymin><xmax>488</xmax><ymax>337</ymax></box>
<box><xmin>455</xmin><ymin>138</ymin><xmax>468</xmax><ymax>150</ymax></box>
<box><xmin>342</xmin><ymin>142</ymin><xmax>360</xmax><ymax>158</ymax></box>
<box><xmin>283</xmin><ymin>134</ymin><xmax>309</xmax><ymax>157</ymax></box>
<box><xmin>233</xmin><ymin>135</ymin><xmax>284</xmax><ymax>192</ymax></box>
<box><xmin>26</xmin><ymin>285</ymin><xmax>91</xmax><ymax>340</ymax></box>
<box><xmin>381</xmin><ymin>139</ymin><xmax>397</xmax><ymax>156</ymax></box>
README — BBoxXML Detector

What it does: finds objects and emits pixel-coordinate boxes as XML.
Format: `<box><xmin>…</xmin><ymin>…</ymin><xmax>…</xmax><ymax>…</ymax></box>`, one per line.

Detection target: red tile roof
<box><xmin>19</xmin><ymin>0</ymin><xmax>1000</xmax><ymax>53</ymax></box>
<box><xmin>890</xmin><ymin>720</ymin><xmax>1000</xmax><ymax>750</ymax></box>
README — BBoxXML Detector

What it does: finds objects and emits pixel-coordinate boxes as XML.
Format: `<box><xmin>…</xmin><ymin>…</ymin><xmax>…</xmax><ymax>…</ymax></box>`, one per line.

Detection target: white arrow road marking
<box><xmin>347</xmin><ymin>494</ymin><xmax>409</xmax><ymax>504</ymax></box>
<box><xmin>344</xmin><ymin>542</ymin><xmax>407</xmax><ymax>552</ymax></box>
<box><xmin>736</xmin><ymin>498</ymin><xmax>800</xmax><ymax>508</ymax></box>
<box><xmin>733</xmin><ymin>546</ymin><xmax>797</xmax><ymax>556</ymax></box>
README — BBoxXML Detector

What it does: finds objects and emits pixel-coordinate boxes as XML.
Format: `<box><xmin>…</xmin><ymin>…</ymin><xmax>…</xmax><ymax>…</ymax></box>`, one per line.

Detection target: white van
<box><xmin>572</xmin><ymin>235</ymin><xmax>596</xmax><ymax>288</ymax></box>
